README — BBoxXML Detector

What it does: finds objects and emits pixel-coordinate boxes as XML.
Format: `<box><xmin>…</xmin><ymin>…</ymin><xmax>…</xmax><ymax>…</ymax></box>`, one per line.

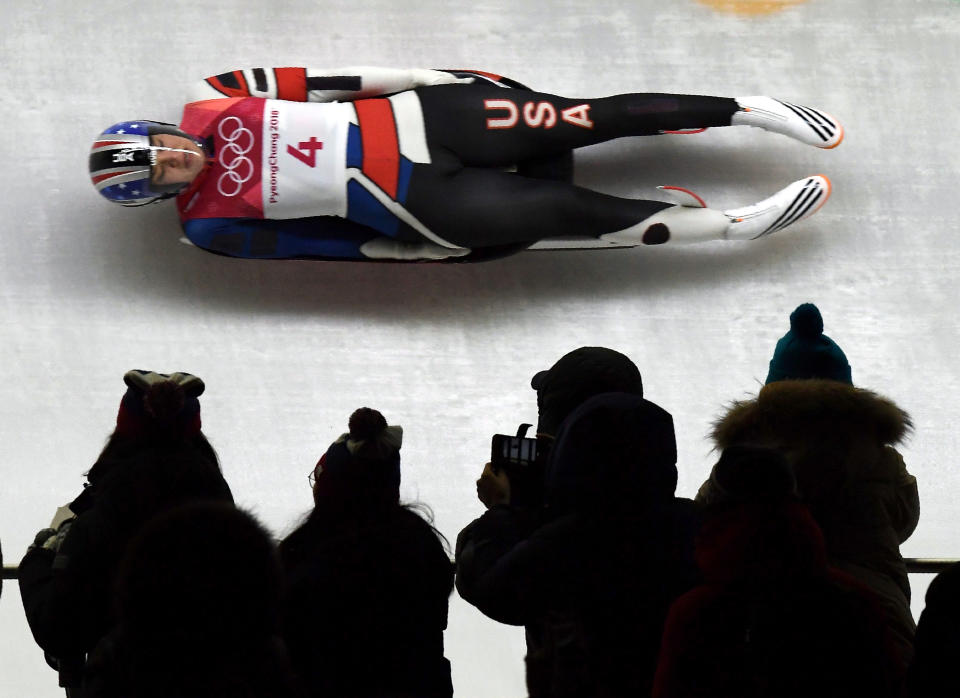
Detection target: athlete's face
<box><xmin>149</xmin><ymin>134</ymin><xmax>206</xmax><ymax>187</ymax></box>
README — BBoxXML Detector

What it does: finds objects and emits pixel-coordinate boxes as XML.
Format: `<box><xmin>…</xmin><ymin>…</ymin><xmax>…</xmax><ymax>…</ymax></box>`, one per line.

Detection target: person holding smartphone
<box><xmin>456</xmin><ymin>346</ymin><xmax>700</xmax><ymax>697</ymax></box>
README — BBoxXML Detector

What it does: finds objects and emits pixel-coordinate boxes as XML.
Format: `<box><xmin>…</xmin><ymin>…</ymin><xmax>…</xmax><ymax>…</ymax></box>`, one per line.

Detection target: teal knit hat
<box><xmin>765</xmin><ymin>303</ymin><xmax>852</xmax><ymax>384</ymax></box>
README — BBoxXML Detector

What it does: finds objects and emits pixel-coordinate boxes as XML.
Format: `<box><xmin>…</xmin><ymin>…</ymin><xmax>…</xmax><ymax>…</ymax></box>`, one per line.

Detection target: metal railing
<box><xmin>904</xmin><ymin>559</ymin><xmax>959</xmax><ymax>574</ymax></box>
<box><xmin>4</xmin><ymin>559</ymin><xmax>958</xmax><ymax>581</ymax></box>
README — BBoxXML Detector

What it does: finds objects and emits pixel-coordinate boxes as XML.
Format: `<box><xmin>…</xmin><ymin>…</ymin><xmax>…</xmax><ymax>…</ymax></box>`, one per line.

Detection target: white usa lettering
<box><xmin>561</xmin><ymin>104</ymin><xmax>594</xmax><ymax>129</ymax></box>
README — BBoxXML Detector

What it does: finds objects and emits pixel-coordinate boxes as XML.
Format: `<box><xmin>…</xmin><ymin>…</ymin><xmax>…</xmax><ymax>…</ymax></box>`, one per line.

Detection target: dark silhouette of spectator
<box><xmin>906</xmin><ymin>562</ymin><xmax>960</xmax><ymax>697</ymax></box>
<box><xmin>697</xmin><ymin>303</ymin><xmax>919</xmax><ymax>659</ymax></box>
<box><xmin>279</xmin><ymin>407</ymin><xmax>454</xmax><ymax>698</ymax></box>
<box><xmin>655</xmin><ymin>445</ymin><xmax>905</xmax><ymax>697</ymax></box>
<box><xmin>81</xmin><ymin>502</ymin><xmax>299</xmax><ymax>698</ymax></box>
<box><xmin>457</xmin><ymin>347</ymin><xmax>699</xmax><ymax>697</ymax></box>
<box><xmin>18</xmin><ymin>370</ymin><xmax>234</xmax><ymax>696</ymax></box>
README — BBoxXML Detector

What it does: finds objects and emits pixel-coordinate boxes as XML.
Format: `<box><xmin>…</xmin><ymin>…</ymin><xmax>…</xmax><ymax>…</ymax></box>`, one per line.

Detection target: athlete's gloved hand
<box><xmin>409</xmin><ymin>68</ymin><xmax>476</xmax><ymax>88</ymax></box>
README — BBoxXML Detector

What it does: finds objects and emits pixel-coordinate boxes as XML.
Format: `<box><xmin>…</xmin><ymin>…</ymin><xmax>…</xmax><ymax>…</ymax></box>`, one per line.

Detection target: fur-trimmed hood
<box><xmin>712</xmin><ymin>380</ymin><xmax>912</xmax><ymax>449</ymax></box>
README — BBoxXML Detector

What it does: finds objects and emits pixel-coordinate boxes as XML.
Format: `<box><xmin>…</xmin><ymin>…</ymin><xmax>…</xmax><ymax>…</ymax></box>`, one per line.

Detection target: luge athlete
<box><xmin>89</xmin><ymin>66</ymin><xmax>840</xmax><ymax>262</ymax></box>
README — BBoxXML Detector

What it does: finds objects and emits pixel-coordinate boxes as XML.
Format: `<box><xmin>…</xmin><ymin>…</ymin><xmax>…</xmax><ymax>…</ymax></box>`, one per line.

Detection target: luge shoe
<box><xmin>732</xmin><ymin>97</ymin><xmax>844</xmax><ymax>149</ymax></box>
<box><xmin>724</xmin><ymin>175</ymin><xmax>831</xmax><ymax>241</ymax></box>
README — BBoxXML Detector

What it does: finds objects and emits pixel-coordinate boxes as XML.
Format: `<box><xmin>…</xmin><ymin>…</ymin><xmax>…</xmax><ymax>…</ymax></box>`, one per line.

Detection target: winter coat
<box><xmin>699</xmin><ymin>378</ymin><xmax>919</xmax><ymax>657</ymax></box>
<box><xmin>653</xmin><ymin>498</ymin><xmax>906</xmax><ymax>697</ymax></box>
<box><xmin>457</xmin><ymin>500</ymin><xmax>698</xmax><ymax>698</ymax></box>
<box><xmin>280</xmin><ymin>505</ymin><xmax>454</xmax><ymax>698</ymax></box>
<box><xmin>456</xmin><ymin>393</ymin><xmax>701</xmax><ymax>697</ymax></box>
<box><xmin>18</xmin><ymin>447</ymin><xmax>234</xmax><ymax>683</ymax></box>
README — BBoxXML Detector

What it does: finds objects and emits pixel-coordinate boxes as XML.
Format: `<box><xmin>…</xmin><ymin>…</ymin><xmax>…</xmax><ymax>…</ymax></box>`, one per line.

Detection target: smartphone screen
<box><xmin>492</xmin><ymin>434</ymin><xmax>538</xmax><ymax>467</ymax></box>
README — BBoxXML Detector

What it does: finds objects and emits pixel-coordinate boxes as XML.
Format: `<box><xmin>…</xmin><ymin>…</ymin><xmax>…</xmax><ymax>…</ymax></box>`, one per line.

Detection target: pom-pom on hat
<box><xmin>115</xmin><ymin>370</ymin><xmax>204</xmax><ymax>438</ymax></box>
<box><xmin>311</xmin><ymin>407</ymin><xmax>403</xmax><ymax>508</ymax></box>
<box><xmin>765</xmin><ymin>304</ymin><xmax>852</xmax><ymax>385</ymax></box>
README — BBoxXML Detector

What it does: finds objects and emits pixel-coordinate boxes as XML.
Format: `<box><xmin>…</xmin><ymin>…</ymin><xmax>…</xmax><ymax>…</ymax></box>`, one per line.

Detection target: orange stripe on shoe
<box><xmin>354</xmin><ymin>99</ymin><xmax>400</xmax><ymax>198</ymax></box>
<box><xmin>275</xmin><ymin>68</ymin><xmax>308</xmax><ymax>101</ymax></box>
<box><xmin>822</xmin><ymin>123</ymin><xmax>844</xmax><ymax>149</ymax></box>
<box><xmin>810</xmin><ymin>174</ymin><xmax>832</xmax><ymax>213</ymax></box>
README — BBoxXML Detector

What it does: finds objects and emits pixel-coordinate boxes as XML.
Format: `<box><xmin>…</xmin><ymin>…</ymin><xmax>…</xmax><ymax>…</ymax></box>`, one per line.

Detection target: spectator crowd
<box><xmin>3</xmin><ymin>303</ymin><xmax>956</xmax><ymax>697</ymax></box>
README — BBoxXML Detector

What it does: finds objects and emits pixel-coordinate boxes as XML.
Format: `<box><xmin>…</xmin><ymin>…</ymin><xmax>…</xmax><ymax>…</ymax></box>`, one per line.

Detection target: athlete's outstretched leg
<box><xmin>399</xmin><ymin>165</ymin><xmax>831</xmax><ymax>249</ymax></box>
<box><xmin>416</xmin><ymin>85</ymin><xmax>736</xmax><ymax>167</ymax></box>
<box><xmin>403</xmin><ymin>166</ymin><xmax>668</xmax><ymax>248</ymax></box>
<box><xmin>415</xmin><ymin>85</ymin><xmax>842</xmax><ymax>167</ymax></box>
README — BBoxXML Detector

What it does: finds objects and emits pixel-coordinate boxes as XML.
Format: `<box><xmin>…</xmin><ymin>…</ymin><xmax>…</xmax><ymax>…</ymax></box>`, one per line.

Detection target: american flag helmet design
<box><xmin>89</xmin><ymin>121</ymin><xmax>204</xmax><ymax>206</ymax></box>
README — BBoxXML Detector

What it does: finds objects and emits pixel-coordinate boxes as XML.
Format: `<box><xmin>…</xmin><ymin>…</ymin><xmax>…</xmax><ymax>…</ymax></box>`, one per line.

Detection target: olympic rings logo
<box><xmin>216</xmin><ymin>116</ymin><xmax>255</xmax><ymax>197</ymax></box>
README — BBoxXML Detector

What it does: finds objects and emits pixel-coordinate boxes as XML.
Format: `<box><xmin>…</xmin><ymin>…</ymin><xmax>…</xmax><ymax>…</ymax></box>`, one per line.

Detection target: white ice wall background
<box><xmin>1</xmin><ymin>1</ymin><xmax>959</xmax><ymax>696</ymax></box>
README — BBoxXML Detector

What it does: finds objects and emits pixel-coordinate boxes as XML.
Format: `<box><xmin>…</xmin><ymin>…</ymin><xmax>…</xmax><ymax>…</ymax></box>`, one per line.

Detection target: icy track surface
<box><xmin>2</xmin><ymin>1</ymin><xmax>959</xmax><ymax>695</ymax></box>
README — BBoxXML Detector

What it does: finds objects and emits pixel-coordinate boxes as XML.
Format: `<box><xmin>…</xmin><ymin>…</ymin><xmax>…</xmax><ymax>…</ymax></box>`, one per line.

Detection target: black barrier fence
<box><xmin>3</xmin><ymin>559</ymin><xmax>959</xmax><ymax>581</ymax></box>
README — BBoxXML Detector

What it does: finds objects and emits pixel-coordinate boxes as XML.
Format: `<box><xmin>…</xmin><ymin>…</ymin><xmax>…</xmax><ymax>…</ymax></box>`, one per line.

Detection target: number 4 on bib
<box><xmin>287</xmin><ymin>137</ymin><xmax>324</xmax><ymax>167</ymax></box>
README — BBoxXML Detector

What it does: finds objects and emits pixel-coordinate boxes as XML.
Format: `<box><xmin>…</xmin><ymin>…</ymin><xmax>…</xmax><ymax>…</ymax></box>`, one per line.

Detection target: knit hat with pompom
<box><xmin>765</xmin><ymin>303</ymin><xmax>852</xmax><ymax>384</ymax></box>
<box><xmin>312</xmin><ymin>407</ymin><xmax>403</xmax><ymax>508</ymax></box>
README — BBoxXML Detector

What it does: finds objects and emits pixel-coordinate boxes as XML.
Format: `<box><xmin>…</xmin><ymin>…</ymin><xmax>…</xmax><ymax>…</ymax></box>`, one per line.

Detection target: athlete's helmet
<box><xmin>89</xmin><ymin>121</ymin><xmax>206</xmax><ymax>206</ymax></box>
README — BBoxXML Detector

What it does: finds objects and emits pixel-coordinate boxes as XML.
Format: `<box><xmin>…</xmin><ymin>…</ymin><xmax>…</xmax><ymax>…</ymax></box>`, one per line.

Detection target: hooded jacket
<box><xmin>698</xmin><ymin>379</ymin><xmax>919</xmax><ymax>656</ymax></box>
<box><xmin>457</xmin><ymin>393</ymin><xmax>699</xmax><ymax>697</ymax></box>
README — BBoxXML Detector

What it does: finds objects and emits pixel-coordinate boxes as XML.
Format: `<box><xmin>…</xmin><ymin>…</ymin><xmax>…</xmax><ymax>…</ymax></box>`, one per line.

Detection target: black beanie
<box><xmin>531</xmin><ymin>347</ymin><xmax>644</xmax><ymax>435</ymax></box>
